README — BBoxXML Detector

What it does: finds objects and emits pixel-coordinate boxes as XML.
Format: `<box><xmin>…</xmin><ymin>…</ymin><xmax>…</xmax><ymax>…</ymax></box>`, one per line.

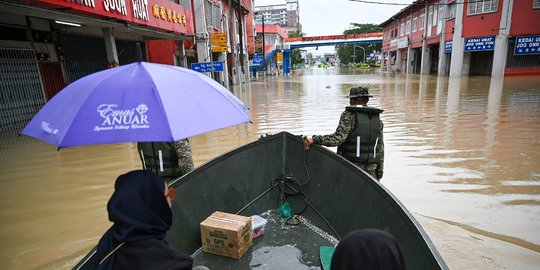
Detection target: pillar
<box><xmin>193</xmin><ymin>0</ymin><xmax>210</xmax><ymax>64</ymax></box>
<box><xmin>491</xmin><ymin>0</ymin><xmax>513</xmax><ymax>77</ymax></box>
<box><xmin>449</xmin><ymin>0</ymin><xmax>465</xmax><ymax>77</ymax></box>
<box><xmin>102</xmin><ymin>28</ymin><xmax>118</xmax><ymax>66</ymax></box>
<box><xmin>406</xmin><ymin>46</ymin><xmax>414</xmax><ymax>74</ymax></box>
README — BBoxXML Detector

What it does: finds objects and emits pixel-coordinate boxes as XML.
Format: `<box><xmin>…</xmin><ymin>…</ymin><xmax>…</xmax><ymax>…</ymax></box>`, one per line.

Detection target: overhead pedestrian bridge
<box><xmin>284</xmin><ymin>32</ymin><xmax>383</xmax><ymax>49</ymax></box>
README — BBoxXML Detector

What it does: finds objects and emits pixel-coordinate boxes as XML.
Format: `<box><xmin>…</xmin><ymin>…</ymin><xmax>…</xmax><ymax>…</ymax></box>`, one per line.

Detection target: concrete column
<box><xmin>218</xmin><ymin>52</ymin><xmax>229</xmax><ymax>89</ymax></box>
<box><xmin>395</xmin><ymin>49</ymin><xmax>402</xmax><ymax>72</ymax></box>
<box><xmin>449</xmin><ymin>0</ymin><xmax>465</xmax><ymax>77</ymax></box>
<box><xmin>492</xmin><ymin>0</ymin><xmax>513</xmax><ymax>77</ymax></box>
<box><xmin>437</xmin><ymin>3</ymin><xmax>448</xmax><ymax>76</ymax></box>
<box><xmin>420</xmin><ymin>5</ymin><xmax>430</xmax><ymax>75</ymax></box>
<box><xmin>380</xmin><ymin>52</ymin><xmax>385</xmax><ymax>72</ymax></box>
<box><xmin>175</xmin><ymin>41</ymin><xmax>187</xmax><ymax>67</ymax></box>
<box><xmin>102</xmin><ymin>28</ymin><xmax>118</xmax><ymax>65</ymax></box>
<box><xmin>194</xmin><ymin>0</ymin><xmax>210</xmax><ymax>64</ymax></box>
<box><xmin>438</xmin><ymin>41</ymin><xmax>448</xmax><ymax>76</ymax></box>
<box><xmin>420</xmin><ymin>46</ymin><xmax>431</xmax><ymax>74</ymax></box>
<box><xmin>406</xmin><ymin>46</ymin><xmax>414</xmax><ymax>74</ymax></box>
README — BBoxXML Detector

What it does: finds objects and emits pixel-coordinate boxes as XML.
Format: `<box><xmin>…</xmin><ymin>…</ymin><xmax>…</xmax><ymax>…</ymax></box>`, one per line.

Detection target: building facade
<box><xmin>380</xmin><ymin>0</ymin><xmax>540</xmax><ymax>76</ymax></box>
<box><xmin>0</xmin><ymin>0</ymin><xmax>194</xmax><ymax>133</ymax></box>
<box><xmin>253</xmin><ymin>0</ymin><xmax>301</xmax><ymax>34</ymax></box>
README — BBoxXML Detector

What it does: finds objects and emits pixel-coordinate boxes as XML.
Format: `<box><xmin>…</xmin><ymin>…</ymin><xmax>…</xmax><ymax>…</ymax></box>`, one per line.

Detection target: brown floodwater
<box><xmin>0</xmin><ymin>68</ymin><xmax>539</xmax><ymax>269</ymax></box>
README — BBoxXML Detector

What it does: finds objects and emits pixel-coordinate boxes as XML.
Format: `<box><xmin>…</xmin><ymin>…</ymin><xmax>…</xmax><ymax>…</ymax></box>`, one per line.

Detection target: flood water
<box><xmin>1</xmin><ymin>67</ymin><xmax>539</xmax><ymax>269</ymax></box>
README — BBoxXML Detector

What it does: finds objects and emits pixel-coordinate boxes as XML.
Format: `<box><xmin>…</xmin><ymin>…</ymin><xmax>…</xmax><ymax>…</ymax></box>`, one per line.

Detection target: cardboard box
<box><xmin>200</xmin><ymin>211</ymin><xmax>253</xmax><ymax>259</ymax></box>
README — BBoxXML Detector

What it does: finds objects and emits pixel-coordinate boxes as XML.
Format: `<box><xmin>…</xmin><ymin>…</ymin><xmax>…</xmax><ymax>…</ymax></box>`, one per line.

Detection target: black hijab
<box><xmin>94</xmin><ymin>170</ymin><xmax>172</xmax><ymax>270</ymax></box>
<box><xmin>330</xmin><ymin>229</ymin><xmax>407</xmax><ymax>270</ymax></box>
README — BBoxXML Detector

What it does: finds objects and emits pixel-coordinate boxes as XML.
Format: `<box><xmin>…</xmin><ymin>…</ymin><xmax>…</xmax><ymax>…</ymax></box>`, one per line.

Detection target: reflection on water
<box><xmin>0</xmin><ymin>68</ymin><xmax>539</xmax><ymax>269</ymax></box>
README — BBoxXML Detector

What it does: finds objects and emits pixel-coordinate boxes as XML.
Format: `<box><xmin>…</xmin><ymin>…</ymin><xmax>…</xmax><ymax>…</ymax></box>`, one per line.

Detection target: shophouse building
<box><xmin>1</xmin><ymin>0</ymin><xmax>255</xmax><ymax>133</ymax></box>
<box><xmin>380</xmin><ymin>0</ymin><xmax>540</xmax><ymax>76</ymax></box>
<box><xmin>0</xmin><ymin>0</ymin><xmax>194</xmax><ymax>133</ymax></box>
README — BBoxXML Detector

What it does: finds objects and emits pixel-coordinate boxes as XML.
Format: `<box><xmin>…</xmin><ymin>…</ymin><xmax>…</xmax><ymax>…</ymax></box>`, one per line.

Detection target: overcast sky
<box><xmin>254</xmin><ymin>0</ymin><xmax>413</xmax><ymax>55</ymax></box>
<box><xmin>254</xmin><ymin>0</ymin><xmax>412</xmax><ymax>36</ymax></box>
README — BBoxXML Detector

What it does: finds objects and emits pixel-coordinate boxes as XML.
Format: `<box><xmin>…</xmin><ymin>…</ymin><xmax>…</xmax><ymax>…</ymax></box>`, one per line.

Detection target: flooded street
<box><xmin>1</xmin><ymin>68</ymin><xmax>539</xmax><ymax>269</ymax></box>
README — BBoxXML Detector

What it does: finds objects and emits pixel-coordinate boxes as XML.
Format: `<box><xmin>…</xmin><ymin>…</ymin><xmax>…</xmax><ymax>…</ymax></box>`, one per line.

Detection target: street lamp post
<box><xmin>353</xmin><ymin>45</ymin><xmax>366</xmax><ymax>63</ymax></box>
<box><xmin>255</xmin><ymin>12</ymin><xmax>266</xmax><ymax>71</ymax></box>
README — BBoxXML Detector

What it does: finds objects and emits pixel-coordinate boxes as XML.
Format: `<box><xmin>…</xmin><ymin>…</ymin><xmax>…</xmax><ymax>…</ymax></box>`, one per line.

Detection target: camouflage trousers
<box><xmin>173</xmin><ymin>139</ymin><xmax>194</xmax><ymax>175</ymax></box>
<box><xmin>352</xmin><ymin>162</ymin><xmax>380</xmax><ymax>181</ymax></box>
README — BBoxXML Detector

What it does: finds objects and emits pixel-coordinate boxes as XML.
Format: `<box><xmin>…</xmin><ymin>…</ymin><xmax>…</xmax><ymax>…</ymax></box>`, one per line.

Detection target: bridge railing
<box><xmin>285</xmin><ymin>32</ymin><xmax>383</xmax><ymax>43</ymax></box>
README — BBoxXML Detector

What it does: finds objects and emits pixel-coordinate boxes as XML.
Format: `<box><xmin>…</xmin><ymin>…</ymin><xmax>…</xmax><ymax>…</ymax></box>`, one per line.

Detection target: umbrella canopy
<box><xmin>21</xmin><ymin>62</ymin><xmax>250</xmax><ymax>148</ymax></box>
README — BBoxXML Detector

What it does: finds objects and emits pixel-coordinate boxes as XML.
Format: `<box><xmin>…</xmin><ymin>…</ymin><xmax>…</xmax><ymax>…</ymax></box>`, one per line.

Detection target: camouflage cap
<box><xmin>346</xmin><ymin>86</ymin><xmax>373</xmax><ymax>98</ymax></box>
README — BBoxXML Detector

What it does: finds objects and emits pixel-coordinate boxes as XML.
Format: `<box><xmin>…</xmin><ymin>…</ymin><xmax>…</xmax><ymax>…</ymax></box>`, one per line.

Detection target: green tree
<box><xmin>337</xmin><ymin>23</ymin><xmax>382</xmax><ymax>65</ymax></box>
<box><xmin>288</xmin><ymin>31</ymin><xmax>305</xmax><ymax>69</ymax></box>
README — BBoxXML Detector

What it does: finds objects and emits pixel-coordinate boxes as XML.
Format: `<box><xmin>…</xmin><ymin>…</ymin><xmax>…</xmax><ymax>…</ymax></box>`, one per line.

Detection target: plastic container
<box><xmin>251</xmin><ymin>215</ymin><xmax>268</xmax><ymax>238</ymax></box>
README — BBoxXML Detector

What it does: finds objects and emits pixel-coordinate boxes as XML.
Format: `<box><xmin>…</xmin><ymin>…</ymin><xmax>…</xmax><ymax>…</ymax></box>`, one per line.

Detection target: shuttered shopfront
<box><xmin>0</xmin><ymin>48</ymin><xmax>45</xmax><ymax>133</ymax></box>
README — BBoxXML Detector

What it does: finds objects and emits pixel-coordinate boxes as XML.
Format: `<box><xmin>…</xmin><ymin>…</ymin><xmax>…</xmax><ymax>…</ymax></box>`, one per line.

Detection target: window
<box><xmin>406</xmin><ymin>15</ymin><xmax>411</xmax><ymax>34</ymax></box>
<box><xmin>447</xmin><ymin>2</ymin><xmax>456</xmax><ymax>19</ymax></box>
<box><xmin>439</xmin><ymin>0</ymin><xmax>444</xmax><ymax>20</ymax></box>
<box><xmin>468</xmin><ymin>0</ymin><xmax>498</xmax><ymax>15</ymax></box>
<box><xmin>432</xmin><ymin>5</ymin><xmax>437</xmax><ymax>26</ymax></box>
<box><xmin>534</xmin><ymin>0</ymin><xmax>540</xmax><ymax>8</ymax></box>
<box><xmin>400</xmin><ymin>20</ymin><xmax>405</xmax><ymax>36</ymax></box>
<box><xmin>205</xmin><ymin>1</ymin><xmax>221</xmax><ymax>29</ymax></box>
<box><xmin>419</xmin><ymin>9</ymin><xmax>425</xmax><ymax>30</ymax></box>
<box><xmin>428</xmin><ymin>6</ymin><xmax>433</xmax><ymax>27</ymax></box>
<box><xmin>412</xmin><ymin>12</ymin><xmax>417</xmax><ymax>32</ymax></box>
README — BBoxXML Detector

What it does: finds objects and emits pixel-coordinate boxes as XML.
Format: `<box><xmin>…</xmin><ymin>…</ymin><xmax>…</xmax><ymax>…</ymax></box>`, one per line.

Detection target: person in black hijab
<box><xmin>93</xmin><ymin>170</ymin><xmax>193</xmax><ymax>270</ymax></box>
<box><xmin>330</xmin><ymin>229</ymin><xmax>407</xmax><ymax>270</ymax></box>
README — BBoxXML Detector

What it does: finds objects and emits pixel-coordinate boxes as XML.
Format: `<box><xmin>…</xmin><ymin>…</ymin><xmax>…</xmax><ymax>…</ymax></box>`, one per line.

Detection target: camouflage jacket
<box><xmin>173</xmin><ymin>138</ymin><xmax>194</xmax><ymax>175</ymax></box>
<box><xmin>312</xmin><ymin>110</ymin><xmax>384</xmax><ymax>177</ymax></box>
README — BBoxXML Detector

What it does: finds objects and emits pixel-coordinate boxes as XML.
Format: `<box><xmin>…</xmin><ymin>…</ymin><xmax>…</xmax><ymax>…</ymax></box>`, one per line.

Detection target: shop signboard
<box><xmin>444</xmin><ymin>41</ymin><xmax>453</xmax><ymax>54</ymax></box>
<box><xmin>191</xmin><ymin>62</ymin><xmax>224</xmax><ymax>73</ymax></box>
<box><xmin>514</xmin><ymin>35</ymin><xmax>540</xmax><ymax>55</ymax></box>
<box><xmin>253</xmin><ymin>54</ymin><xmax>263</xmax><ymax>65</ymax></box>
<box><xmin>35</xmin><ymin>0</ymin><xmax>194</xmax><ymax>35</ymax></box>
<box><xmin>397</xmin><ymin>37</ymin><xmax>408</xmax><ymax>49</ymax></box>
<box><xmin>464</xmin><ymin>36</ymin><xmax>495</xmax><ymax>52</ymax></box>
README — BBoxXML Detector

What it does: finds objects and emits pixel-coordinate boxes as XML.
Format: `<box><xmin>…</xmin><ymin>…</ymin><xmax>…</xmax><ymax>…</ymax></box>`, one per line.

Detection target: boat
<box><xmin>74</xmin><ymin>132</ymin><xmax>448</xmax><ymax>270</ymax></box>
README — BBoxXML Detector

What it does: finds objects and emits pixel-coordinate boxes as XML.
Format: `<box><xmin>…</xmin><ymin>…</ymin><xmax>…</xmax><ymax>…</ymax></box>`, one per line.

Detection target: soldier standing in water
<box><xmin>304</xmin><ymin>86</ymin><xmax>384</xmax><ymax>180</ymax></box>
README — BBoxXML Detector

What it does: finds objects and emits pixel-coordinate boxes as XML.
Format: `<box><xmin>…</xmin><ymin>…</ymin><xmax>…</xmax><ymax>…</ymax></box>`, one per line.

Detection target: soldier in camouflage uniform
<box><xmin>172</xmin><ymin>138</ymin><xmax>194</xmax><ymax>175</ymax></box>
<box><xmin>304</xmin><ymin>86</ymin><xmax>384</xmax><ymax>180</ymax></box>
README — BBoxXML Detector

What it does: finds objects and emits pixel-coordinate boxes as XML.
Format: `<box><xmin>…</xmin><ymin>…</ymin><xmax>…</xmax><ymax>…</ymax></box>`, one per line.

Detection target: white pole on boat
<box><xmin>140</xmin><ymin>150</ymin><xmax>147</xmax><ymax>169</ymax></box>
<box><xmin>158</xmin><ymin>150</ymin><xmax>164</xmax><ymax>172</ymax></box>
<box><xmin>356</xmin><ymin>136</ymin><xmax>361</xmax><ymax>157</ymax></box>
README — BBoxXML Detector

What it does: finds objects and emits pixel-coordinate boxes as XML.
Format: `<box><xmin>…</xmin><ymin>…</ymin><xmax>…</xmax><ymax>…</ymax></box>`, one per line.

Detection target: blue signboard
<box><xmin>464</xmin><ymin>36</ymin><xmax>495</xmax><ymax>52</ymax></box>
<box><xmin>253</xmin><ymin>54</ymin><xmax>263</xmax><ymax>65</ymax></box>
<box><xmin>191</xmin><ymin>61</ymin><xmax>224</xmax><ymax>72</ymax></box>
<box><xmin>514</xmin><ymin>35</ymin><xmax>540</xmax><ymax>55</ymax></box>
<box><xmin>444</xmin><ymin>41</ymin><xmax>453</xmax><ymax>54</ymax></box>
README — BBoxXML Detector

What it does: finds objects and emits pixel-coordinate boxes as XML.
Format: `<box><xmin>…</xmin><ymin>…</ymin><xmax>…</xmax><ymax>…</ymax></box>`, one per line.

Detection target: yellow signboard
<box><xmin>211</xmin><ymin>33</ymin><xmax>227</xmax><ymax>40</ymax></box>
<box><xmin>212</xmin><ymin>46</ymin><xmax>228</xmax><ymax>53</ymax></box>
<box><xmin>277</xmin><ymin>52</ymin><xmax>283</xmax><ymax>63</ymax></box>
<box><xmin>212</xmin><ymin>39</ymin><xmax>228</xmax><ymax>45</ymax></box>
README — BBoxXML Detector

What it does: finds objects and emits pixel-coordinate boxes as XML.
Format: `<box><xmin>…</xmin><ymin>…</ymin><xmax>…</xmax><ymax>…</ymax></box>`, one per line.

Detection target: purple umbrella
<box><xmin>21</xmin><ymin>62</ymin><xmax>250</xmax><ymax>148</ymax></box>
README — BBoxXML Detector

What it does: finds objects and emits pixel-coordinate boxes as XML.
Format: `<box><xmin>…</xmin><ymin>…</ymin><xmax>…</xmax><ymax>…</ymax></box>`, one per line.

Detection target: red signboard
<box><xmin>32</xmin><ymin>0</ymin><xmax>194</xmax><ymax>35</ymax></box>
